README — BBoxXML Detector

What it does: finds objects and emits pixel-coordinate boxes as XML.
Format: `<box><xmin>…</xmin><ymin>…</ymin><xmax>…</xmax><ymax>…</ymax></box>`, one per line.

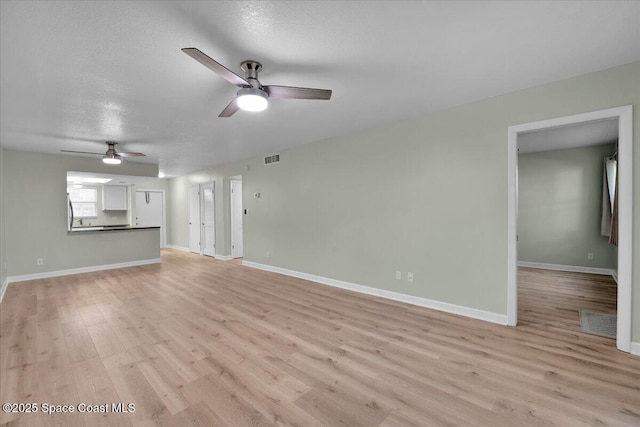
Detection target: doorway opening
<box><xmin>188</xmin><ymin>182</ymin><xmax>215</xmax><ymax>257</ymax></box>
<box><xmin>507</xmin><ymin>106</ymin><xmax>633</xmax><ymax>353</ymax></box>
<box><xmin>201</xmin><ymin>182</ymin><xmax>215</xmax><ymax>257</ymax></box>
<box><xmin>230</xmin><ymin>178</ymin><xmax>243</xmax><ymax>259</ymax></box>
<box><xmin>135</xmin><ymin>190</ymin><xmax>166</xmax><ymax>248</ymax></box>
<box><xmin>189</xmin><ymin>185</ymin><xmax>201</xmax><ymax>254</ymax></box>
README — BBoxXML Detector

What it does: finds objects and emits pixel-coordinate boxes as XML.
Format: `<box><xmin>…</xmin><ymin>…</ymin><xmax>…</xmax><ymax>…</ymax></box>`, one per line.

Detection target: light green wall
<box><xmin>168</xmin><ymin>175</ymin><xmax>190</xmax><ymax>249</ymax></box>
<box><xmin>518</xmin><ymin>143</ymin><xmax>617</xmax><ymax>269</ymax></box>
<box><xmin>133</xmin><ymin>178</ymin><xmax>171</xmax><ymax>193</ymax></box>
<box><xmin>0</xmin><ymin>147</ymin><xmax>6</xmax><ymax>289</ymax></box>
<box><xmin>4</xmin><ymin>150</ymin><xmax>160</xmax><ymax>277</ymax></box>
<box><xmin>167</xmin><ymin>61</ymin><xmax>639</xmax><ymax>341</ymax></box>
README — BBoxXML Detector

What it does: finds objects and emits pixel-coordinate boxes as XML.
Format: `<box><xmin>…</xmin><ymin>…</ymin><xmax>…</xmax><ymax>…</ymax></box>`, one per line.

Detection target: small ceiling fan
<box><xmin>61</xmin><ymin>141</ymin><xmax>145</xmax><ymax>165</ymax></box>
<box><xmin>182</xmin><ymin>47</ymin><xmax>332</xmax><ymax>117</ymax></box>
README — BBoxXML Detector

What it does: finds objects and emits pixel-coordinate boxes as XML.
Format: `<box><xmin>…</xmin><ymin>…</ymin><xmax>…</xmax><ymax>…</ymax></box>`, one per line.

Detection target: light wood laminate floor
<box><xmin>1</xmin><ymin>251</ymin><xmax>638</xmax><ymax>426</ymax></box>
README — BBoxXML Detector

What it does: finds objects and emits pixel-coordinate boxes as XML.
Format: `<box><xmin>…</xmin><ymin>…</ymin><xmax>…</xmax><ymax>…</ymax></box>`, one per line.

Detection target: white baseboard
<box><xmin>164</xmin><ymin>246</ymin><xmax>233</xmax><ymax>260</ymax></box>
<box><xmin>165</xmin><ymin>245</ymin><xmax>191</xmax><ymax>253</ymax></box>
<box><xmin>6</xmin><ymin>258</ymin><xmax>161</xmax><ymax>284</ymax></box>
<box><xmin>631</xmin><ymin>342</ymin><xmax>640</xmax><ymax>357</ymax></box>
<box><xmin>518</xmin><ymin>261</ymin><xmax>614</xmax><ymax>276</ymax></box>
<box><xmin>242</xmin><ymin>261</ymin><xmax>508</xmax><ymax>325</ymax></box>
<box><xmin>0</xmin><ymin>278</ymin><xmax>8</xmax><ymax>303</ymax></box>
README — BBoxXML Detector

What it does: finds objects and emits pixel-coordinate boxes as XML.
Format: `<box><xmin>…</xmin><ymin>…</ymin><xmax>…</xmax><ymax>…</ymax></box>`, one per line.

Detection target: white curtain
<box><xmin>601</xmin><ymin>156</ymin><xmax>617</xmax><ymax>244</ymax></box>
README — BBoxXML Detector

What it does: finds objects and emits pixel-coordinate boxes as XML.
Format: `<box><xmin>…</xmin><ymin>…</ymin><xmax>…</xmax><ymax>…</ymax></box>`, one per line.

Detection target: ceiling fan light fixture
<box><xmin>102</xmin><ymin>155</ymin><xmax>122</xmax><ymax>165</ymax></box>
<box><xmin>236</xmin><ymin>87</ymin><xmax>268</xmax><ymax>112</ymax></box>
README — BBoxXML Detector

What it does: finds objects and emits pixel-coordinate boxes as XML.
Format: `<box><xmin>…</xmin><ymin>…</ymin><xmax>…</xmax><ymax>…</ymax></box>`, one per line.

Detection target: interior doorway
<box><xmin>507</xmin><ymin>106</ymin><xmax>633</xmax><ymax>353</ymax></box>
<box><xmin>189</xmin><ymin>186</ymin><xmax>200</xmax><ymax>254</ymax></box>
<box><xmin>135</xmin><ymin>190</ymin><xmax>166</xmax><ymax>248</ymax></box>
<box><xmin>517</xmin><ymin>127</ymin><xmax>618</xmax><ymax>340</ymax></box>
<box><xmin>201</xmin><ymin>182</ymin><xmax>215</xmax><ymax>257</ymax></box>
<box><xmin>230</xmin><ymin>179</ymin><xmax>243</xmax><ymax>259</ymax></box>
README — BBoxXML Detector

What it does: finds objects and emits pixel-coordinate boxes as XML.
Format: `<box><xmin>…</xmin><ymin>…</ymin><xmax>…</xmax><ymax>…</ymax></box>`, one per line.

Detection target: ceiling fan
<box><xmin>182</xmin><ymin>47</ymin><xmax>332</xmax><ymax>117</ymax></box>
<box><xmin>61</xmin><ymin>141</ymin><xmax>145</xmax><ymax>165</ymax></box>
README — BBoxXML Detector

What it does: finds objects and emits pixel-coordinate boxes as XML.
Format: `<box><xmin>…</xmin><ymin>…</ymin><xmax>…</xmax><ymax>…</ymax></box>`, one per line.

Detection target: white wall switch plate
<box><xmin>407</xmin><ymin>272</ymin><xmax>414</xmax><ymax>283</ymax></box>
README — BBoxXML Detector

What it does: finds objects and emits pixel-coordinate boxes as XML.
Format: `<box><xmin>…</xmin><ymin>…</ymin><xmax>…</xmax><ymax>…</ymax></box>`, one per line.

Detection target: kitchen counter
<box><xmin>73</xmin><ymin>224</ymin><xmax>130</xmax><ymax>228</ymax></box>
<box><xmin>69</xmin><ymin>226</ymin><xmax>160</xmax><ymax>233</ymax></box>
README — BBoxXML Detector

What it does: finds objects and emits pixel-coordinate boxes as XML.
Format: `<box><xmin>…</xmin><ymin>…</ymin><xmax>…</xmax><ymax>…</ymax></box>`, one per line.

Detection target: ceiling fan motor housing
<box><xmin>238</xmin><ymin>60</ymin><xmax>268</xmax><ymax>110</ymax></box>
<box><xmin>106</xmin><ymin>141</ymin><xmax>117</xmax><ymax>154</ymax></box>
<box><xmin>240</xmin><ymin>60</ymin><xmax>262</xmax><ymax>81</ymax></box>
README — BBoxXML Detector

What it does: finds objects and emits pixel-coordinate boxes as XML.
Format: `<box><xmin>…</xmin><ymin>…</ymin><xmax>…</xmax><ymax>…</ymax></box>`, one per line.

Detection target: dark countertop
<box><xmin>69</xmin><ymin>226</ymin><xmax>160</xmax><ymax>233</ymax></box>
<box><xmin>73</xmin><ymin>224</ymin><xmax>130</xmax><ymax>228</ymax></box>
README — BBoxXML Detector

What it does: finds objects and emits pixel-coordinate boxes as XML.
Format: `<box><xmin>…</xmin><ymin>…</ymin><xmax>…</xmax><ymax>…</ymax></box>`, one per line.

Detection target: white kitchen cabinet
<box><xmin>102</xmin><ymin>185</ymin><xmax>128</xmax><ymax>210</ymax></box>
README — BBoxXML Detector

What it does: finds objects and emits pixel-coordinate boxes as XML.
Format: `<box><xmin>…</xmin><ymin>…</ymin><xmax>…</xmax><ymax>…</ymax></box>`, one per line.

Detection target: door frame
<box><xmin>507</xmin><ymin>105</ymin><xmax>633</xmax><ymax>353</ymax></box>
<box><xmin>189</xmin><ymin>185</ymin><xmax>202</xmax><ymax>254</ymax></box>
<box><xmin>230</xmin><ymin>179</ymin><xmax>243</xmax><ymax>259</ymax></box>
<box><xmin>135</xmin><ymin>189</ymin><xmax>167</xmax><ymax>248</ymax></box>
<box><xmin>200</xmin><ymin>181</ymin><xmax>216</xmax><ymax>257</ymax></box>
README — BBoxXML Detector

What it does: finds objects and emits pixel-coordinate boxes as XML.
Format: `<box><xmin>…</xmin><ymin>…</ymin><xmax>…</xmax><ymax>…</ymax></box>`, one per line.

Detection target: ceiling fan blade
<box><xmin>218</xmin><ymin>98</ymin><xmax>239</xmax><ymax>117</ymax></box>
<box><xmin>182</xmin><ymin>48</ymin><xmax>249</xmax><ymax>87</ymax></box>
<box><xmin>60</xmin><ymin>150</ymin><xmax>103</xmax><ymax>155</ymax></box>
<box><xmin>264</xmin><ymin>85</ymin><xmax>332</xmax><ymax>100</ymax></box>
<box><xmin>117</xmin><ymin>152</ymin><xmax>146</xmax><ymax>158</ymax></box>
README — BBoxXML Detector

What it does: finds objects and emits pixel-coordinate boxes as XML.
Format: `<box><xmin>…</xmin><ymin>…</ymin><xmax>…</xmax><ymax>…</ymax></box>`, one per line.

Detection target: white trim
<box><xmin>230</xmin><ymin>179</ymin><xmax>243</xmax><ymax>259</ymax></box>
<box><xmin>242</xmin><ymin>261</ymin><xmax>508</xmax><ymax>325</ymax></box>
<box><xmin>631</xmin><ymin>342</ymin><xmax>640</xmax><ymax>357</ymax></box>
<box><xmin>507</xmin><ymin>105</ymin><xmax>633</xmax><ymax>353</ymax></box>
<box><xmin>189</xmin><ymin>185</ymin><xmax>203</xmax><ymax>255</ymax></box>
<box><xmin>200</xmin><ymin>181</ymin><xmax>216</xmax><ymax>257</ymax></box>
<box><xmin>517</xmin><ymin>261</ymin><xmax>614</xmax><ymax>276</ymax></box>
<box><xmin>6</xmin><ymin>258</ymin><xmax>161</xmax><ymax>283</ymax></box>
<box><xmin>0</xmin><ymin>278</ymin><xmax>8</xmax><ymax>303</ymax></box>
<box><xmin>507</xmin><ymin>125</ymin><xmax>518</xmax><ymax>326</ymax></box>
<box><xmin>616</xmin><ymin>106</ymin><xmax>633</xmax><ymax>353</ymax></box>
<box><xmin>165</xmin><ymin>245</ymin><xmax>190</xmax><ymax>253</ymax></box>
<box><xmin>215</xmin><ymin>254</ymin><xmax>233</xmax><ymax>261</ymax></box>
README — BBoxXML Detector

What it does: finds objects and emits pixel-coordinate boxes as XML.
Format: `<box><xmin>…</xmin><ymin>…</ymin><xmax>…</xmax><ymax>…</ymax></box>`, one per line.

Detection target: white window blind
<box><xmin>69</xmin><ymin>187</ymin><xmax>97</xmax><ymax>218</ymax></box>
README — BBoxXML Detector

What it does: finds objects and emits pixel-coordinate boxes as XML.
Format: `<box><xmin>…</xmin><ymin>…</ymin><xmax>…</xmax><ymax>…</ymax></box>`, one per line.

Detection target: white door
<box><xmin>135</xmin><ymin>190</ymin><xmax>165</xmax><ymax>247</ymax></box>
<box><xmin>189</xmin><ymin>186</ymin><xmax>201</xmax><ymax>254</ymax></box>
<box><xmin>230</xmin><ymin>180</ymin><xmax>243</xmax><ymax>258</ymax></box>
<box><xmin>201</xmin><ymin>182</ymin><xmax>215</xmax><ymax>257</ymax></box>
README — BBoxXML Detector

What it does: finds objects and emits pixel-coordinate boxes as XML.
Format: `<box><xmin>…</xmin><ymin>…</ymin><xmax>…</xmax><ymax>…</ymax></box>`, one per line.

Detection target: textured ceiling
<box><xmin>1</xmin><ymin>1</ymin><xmax>639</xmax><ymax>176</ymax></box>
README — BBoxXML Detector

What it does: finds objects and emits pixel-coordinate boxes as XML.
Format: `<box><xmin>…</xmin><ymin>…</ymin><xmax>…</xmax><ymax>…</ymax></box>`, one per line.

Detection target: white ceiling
<box><xmin>67</xmin><ymin>171</ymin><xmax>153</xmax><ymax>186</ymax></box>
<box><xmin>518</xmin><ymin>118</ymin><xmax>618</xmax><ymax>154</ymax></box>
<box><xmin>1</xmin><ymin>1</ymin><xmax>638</xmax><ymax>176</ymax></box>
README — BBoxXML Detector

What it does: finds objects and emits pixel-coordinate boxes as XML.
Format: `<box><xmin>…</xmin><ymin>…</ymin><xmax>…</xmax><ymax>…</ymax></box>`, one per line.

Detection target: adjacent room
<box><xmin>517</xmin><ymin>119</ymin><xmax>621</xmax><ymax>341</ymax></box>
<box><xmin>1</xmin><ymin>1</ymin><xmax>639</xmax><ymax>426</ymax></box>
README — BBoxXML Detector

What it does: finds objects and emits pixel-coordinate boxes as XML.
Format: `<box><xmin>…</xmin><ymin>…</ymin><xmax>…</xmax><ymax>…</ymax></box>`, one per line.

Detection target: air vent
<box><xmin>264</xmin><ymin>154</ymin><xmax>280</xmax><ymax>165</ymax></box>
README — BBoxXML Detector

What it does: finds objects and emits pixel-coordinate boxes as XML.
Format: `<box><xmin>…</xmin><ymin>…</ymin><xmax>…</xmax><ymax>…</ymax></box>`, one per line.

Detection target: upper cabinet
<box><xmin>102</xmin><ymin>185</ymin><xmax>128</xmax><ymax>210</ymax></box>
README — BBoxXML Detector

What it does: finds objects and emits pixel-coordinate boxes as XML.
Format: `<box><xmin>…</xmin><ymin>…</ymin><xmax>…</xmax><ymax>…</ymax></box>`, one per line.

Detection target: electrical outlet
<box><xmin>407</xmin><ymin>272</ymin><xmax>414</xmax><ymax>283</ymax></box>
<box><xmin>395</xmin><ymin>271</ymin><xmax>401</xmax><ymax>280</ymax></box>
<box><xmin>266</xmin><ymin>250</ymin><xmax>270</xmax><ymax>258</ymax></box>
<box><xmin>36</xmin><ymin>258</ymin><xmax>44</xmax><ymax>266</ymax></box>
<box><xmin>587</xmin><ymin>252</ymin><xmax>594</xmax><ymax>260</ymax></box>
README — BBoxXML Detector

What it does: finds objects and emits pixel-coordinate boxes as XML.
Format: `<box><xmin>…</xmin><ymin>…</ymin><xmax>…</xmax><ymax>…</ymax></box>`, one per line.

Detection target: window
<box><xmin>69</xmin><ymin>187</ymin><xmax>97</xmax><ymax>218</ymax></box>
